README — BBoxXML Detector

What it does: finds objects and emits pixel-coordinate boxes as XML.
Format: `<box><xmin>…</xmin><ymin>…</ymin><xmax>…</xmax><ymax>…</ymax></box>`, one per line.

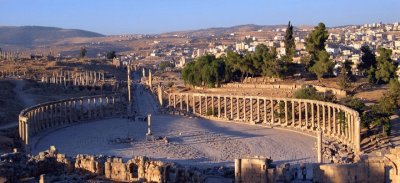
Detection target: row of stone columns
<box><xmin>19</xmin><ymin>95</ymin><xmax>122</xmax><ymax>145</ymax></box>
<box><xmin>0</xmin><ymin>51</ymin><xmax>20</xmax><ymax>60</ymax></box>
<box><xmin>41</xmin><ymin>71</ymin><xmax>105</xmax><ymax>87</ymax></box>
<box><xmin>168</xmin><ymin>93</ymin><xmax>361</xmax><ymax>153</ymax></box>
<box><xmin>0</xmin><ymin>70</ymin><xmax>26</xmax><ymax>78</ymax></box>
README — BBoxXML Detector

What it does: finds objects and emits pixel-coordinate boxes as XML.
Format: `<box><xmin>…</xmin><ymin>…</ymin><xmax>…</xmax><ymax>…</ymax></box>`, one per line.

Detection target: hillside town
<box><xmin>98</xmin><ymin>22</ymin><xmax>400</xmax><ymax>78</ymax></box>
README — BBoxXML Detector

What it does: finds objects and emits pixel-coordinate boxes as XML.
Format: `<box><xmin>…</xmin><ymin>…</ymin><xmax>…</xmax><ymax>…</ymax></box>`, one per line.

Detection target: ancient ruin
<box><xmin>167</xmin><ymin>93</ymin><xmax>361</xmax><ymax>154</ymax></box>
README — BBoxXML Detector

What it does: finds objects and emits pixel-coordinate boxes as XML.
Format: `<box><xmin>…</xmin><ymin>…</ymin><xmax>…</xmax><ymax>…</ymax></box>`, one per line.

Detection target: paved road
<box><xmin>133</xmin><ymin>84</ymin><xmax>158</xmax><ymax>115</ymax></box>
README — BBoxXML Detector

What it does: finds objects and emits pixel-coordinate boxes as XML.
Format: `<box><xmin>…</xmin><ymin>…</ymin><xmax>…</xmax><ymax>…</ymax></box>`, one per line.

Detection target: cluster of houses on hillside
<box><xmin>114</xmin><ymin>22</ymin><xmax>400</xmax><ymax>76</ymax></box>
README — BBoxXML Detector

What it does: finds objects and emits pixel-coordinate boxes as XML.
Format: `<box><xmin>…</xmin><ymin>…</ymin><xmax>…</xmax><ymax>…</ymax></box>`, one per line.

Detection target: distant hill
<box><xmin>0</xmin><ymin>26</ymin><xmax>104</xmax><ymax>47</ymax></box>
<box><xmin>161</xmin><ymin>24</ymin><xmax>288</xmax><ymax>37</ymax></box>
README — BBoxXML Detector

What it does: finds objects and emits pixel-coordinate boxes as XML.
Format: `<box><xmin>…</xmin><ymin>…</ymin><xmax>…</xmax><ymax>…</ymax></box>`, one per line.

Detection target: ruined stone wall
<box><xmin>221</xmin><ymin>83</ymin><xmax>347</xmax><ymax>97</ymax></box>
<box><xmin>167</xmin><ymin>93</ymin><xmax>361</xmax><ymax>154</ymax></box>
<box><xmin>234</xmin><ymin>158</ymin><xmax>269</xmax><ymax>183</ymax></box>
<box><xmin>18</xmin><ymin>95</ymin><xmax>126</xmax><ymax>147</ymax></box>
<box><xmin>1</xmin><ymin>146</ymin><xmax>204</xmax><ymax>183</ymax></box>
<box><xmin>236</xmin><ymin>147</ymin><xmax>400</xmax><ymax>183</ymax></box>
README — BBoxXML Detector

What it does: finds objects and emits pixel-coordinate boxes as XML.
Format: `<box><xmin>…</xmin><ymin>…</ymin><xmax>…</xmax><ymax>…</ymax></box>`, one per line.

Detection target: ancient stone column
<box><xmin>230</xmin><ymin>96</ymin><xmax>233</xmax><ymax>119</ymax></box>
<box><xmin>87</xmin><ymin>98</ymin><xmax>92</xmax><ymax>119</ymax></box>
<box><xmin>168</xmin><ymin>94</ymin><xmax>171</xmax><ymax>107</ymax></box>
<box><xmin>257</xmin><ymin>98</ymin><xmax>260</xmax><ymax>122</ymax></box>
<box><xmin>284</xmin><ymin>100</ymin><xmax>288</xmax><ymax>126</ymax></box>
<box><xmin>338</xmin><ymin>109</ymin><xmax>342</xmax><ymax>137</ymax></box>
<box><xmin>24</xmin><ymin>121</ymin><xmax>29</xmax><ymax>145</ymax></box>
<box><xmin>93</xmin><ymin>98</ymin><xmax>98</xmax><ymax>118</ymax></box>
<box><xmin>346</xmin><ymin>112</ymin><xmax>350</xmax><ymax>142</ymax></box>
<box><xmin>99</xmin><ymin>98</ymin><xmax>104</xmax><ymax>118</ymax></box>
<box><xmin>185</xmin><ymin>95</ymin><xmax>190</xmax><ymax>112</ymax></box>
<box><xmin>317</xmin><ymin>104</ymin><xmax>320</xmax><ymax>128</ymax></box>
<box><xmin>211</xmin><ymin>96</ymin><xmax>215</xmax><ymax>115</ymax></box>
<box><xmin>199</xmin><ymin>96</ymin><xmax>202</xmax><ymax>115</ymax></box>
<box><xmin>317</xmin><ymin>129</ymin><xmax>323</xmax><ymax>163</ymax></box>
<box><xmin>105</xmin><ymin>97</ymin><xmax>109</xmax><ymax>116</ymax></box>
<box><xmin>192</xmin><ymin>95</ymin><xmax>196</xmax><ymax>114</ymax></box>
<box><xmin>328</xmin><ymin>106</ymin><xmax>331</xmax><ymax>133</ymax></box>
<box><xmin>148</xmin><ymin>69</ymin><xmax>152</xmax><ymax>88</ymax></box>
<box><xmin>66</xmin><ymin>101</ymin><xmax>71</xmax><ymax>123</ymax></box>
<box><xmin>73</xmin><ymin>100</ymin><xmax>78</xmax><ymax>121</ymax></box>
<box><xmin>250</xmin><ymin>97</ymin><xmax>253</xmax><ymax>122</ymax></box>
<box><xmin>173</xmin><ymin>94</ymin><xmax>176</xmax><ymax>108</ymax></box>
<box><xmin>264</xmin><ymin>99</ymin><xmax>267</xmax><ymax>123</ymax></box>
<box><xmin>218</xmin><ymin>96</ymin><xmax>221</xmax><ymax>118</ymax></box>
<box><xmin>237</xmin><ymin>97</ymin><xmax>240</xmax><ymax>120</ymax></box>
<box><xmin>147</xmin><ymin>114</ymin><xmax>152</xmax><ymax>135</ymax></box>
<box><xmin>158</xmin><ymin>84</ymin><xmax>163</xmax><ymax>106</ymax></box>
<box><xmin>322</xmin><ymin>105</ymin><xmax>326</xmax><ymax>132</ymax></box>
<box><xmin>333</xmin><ymin>107</ymin><xmax>337</xmax><ymax>135</ymax></box>
<box><xmin>292</xmin><ymin>101</ymin><xmax>295</xmax><ymax>127</ymax></box>
<box><xmin>224</xmin><ymin>96</ymin><xmax>227</xmax><ymax>119</ymax></box>
<box><xmin>243</xmin><ymin>98</ymin><xmax>246</xmax><ymax>121</ymax></box>
<box><xmin>298</xmin><ymin>101</ymin><xmax>302</xmax><ymax>128</ymax></box>
<box><xmin>270</xmin><ymin>100</ymin><xmax>274</xmax><ymax>124</ymax></box>
<box><xmin>127</xmin><ymin>65</ymin><xmax>132</xmax><ymax>106</ymax></box>
<box><xmin>205</xmin><ymin>96</ymin><xmax>209</xmax><ymax>115</ymax></box>
<box><xmin>111</xmin><ymin>97</ymin><xmax>115</xmax><ymax>116</ymax></box>
<box><xmin>354</xmin><ymin>115</ymin><xmax>361</xmax><ymax>153</ymax></box>
<box><xmin>349</xmin><ymin>113</ymin><xmax>353</xmax><ymax>143</ymax></box>
<box><xmin>180</xmin><ymin>94</ymin><xmax>183</xmax><ymax>111</ymax></box>
<box><xmin>234</xmin><ymin>159</ymin><xmax>241</xmax><ymax>183</ymax></box>
<box><xmin>311</xmin><ymin>103</ymin><xmax>315</xmax><ymax>130</ymax></box>
<box><xmin>305</xmin><ymin>102</ymin><xmax>309</xmax><ymax>129</ymax></box>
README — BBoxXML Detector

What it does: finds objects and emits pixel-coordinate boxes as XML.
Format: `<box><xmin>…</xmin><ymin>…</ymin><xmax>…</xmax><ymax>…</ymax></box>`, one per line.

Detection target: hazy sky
<box><xmin>0</xmin><ymin>0</ymin><xmax>399</xmax><ymax>35</ymax></box>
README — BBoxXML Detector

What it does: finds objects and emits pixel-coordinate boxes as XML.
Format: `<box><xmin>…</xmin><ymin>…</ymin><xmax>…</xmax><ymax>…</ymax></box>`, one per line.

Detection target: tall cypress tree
<box><xmin>284</xmin><ymin>21</ymin><xmax>295</xmax><ymax>61</ymax></box>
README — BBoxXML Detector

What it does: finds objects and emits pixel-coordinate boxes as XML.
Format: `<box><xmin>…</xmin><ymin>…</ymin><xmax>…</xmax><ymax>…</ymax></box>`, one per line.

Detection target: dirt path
<box><xmin>12</xmin><ymin>79</ymin><xmax>35</xmax><ymax>107</ymax></box>
<box><xmin>0</xmin><ymin>79</ymin><xmax>36</xmax><ymax>130</ymax></box>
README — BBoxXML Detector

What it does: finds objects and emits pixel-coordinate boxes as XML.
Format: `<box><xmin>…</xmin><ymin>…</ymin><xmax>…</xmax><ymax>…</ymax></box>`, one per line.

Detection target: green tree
<box><xmin>338</xmin><ymin>66</ymin><xmax>351</xmax><ymax>90</ymax></box>
<box><xmin>224</xmin><ymin>50</ymin><xmax>244</xmax><ymax>81</ymax></box>
<box><xmin>284</xmin><ymin>21</ymin><xmax>296</xmax><ymax>62</ymax></box>
<box><xmin>293</xmin><ymin>86</ymin><xmax>336</xmax><ymax>102</ymax></box>
<box><xmin>309</xmin><ymin>50</ymin><xmax>334</xmax><ymax>79</ymax></box>
<box><xmin>358</xmin><ymin>46</ymin><xmax>376</xmax><ymax>72</ymax></box>
<box><xmin>252</xmin><ymin>44</ymin><xmax>270</xmax><ymax>75</ymax></box>
<box><xmin>106</xmin><ymin>51</ymin><xmax>116</xmax><ymax>59</ymax></box>
<box><xmin>158</xmin><ymin>61</ymin><xmax>175</xmax><ymax>71</ymax></box>
<box><xmin>388</xmin><ymin>79</ymin><xmax>400</xmax><ymax>100</ymax></box>
<box><xmin>305</xmin><ymin>23</ymin><xmax>329</xmax><ymax>63</ymax></box>
<box><xmin>300</xmin><ymin>55</ymin><xmax>312</xmax><ymax>70</ymax></box>
<box><xmin>340</xmin><ymin>97</ymin><xmax>366</xmax><ymax>113</ymax></box>
<box><xmin>261</xmin><ymin>47</ymin><xmax>285</xmax><ymax>78</ymax></box>
<box><xmin>181</xmin><ymin>55</ymin><xmax>226</xmax><ymax>87</ymax></box>
<box><xmin>80</xmin><ymin>47</ymin><xmax>87</xmax><ymax>58</ymax></box>
<box><xmin>375</xmin><ymin>47</ymin><xmax>397</xmax><ymax>83</ymax></box>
